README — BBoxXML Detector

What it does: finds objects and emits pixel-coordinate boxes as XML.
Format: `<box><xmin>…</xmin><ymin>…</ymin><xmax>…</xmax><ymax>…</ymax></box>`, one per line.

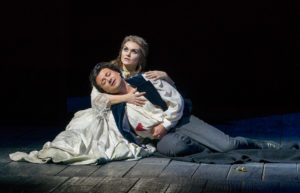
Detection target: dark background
<box><xmin>1</xmin><ymin>0</ymin><xmax>300</xmax><ymax>126</ymax></box>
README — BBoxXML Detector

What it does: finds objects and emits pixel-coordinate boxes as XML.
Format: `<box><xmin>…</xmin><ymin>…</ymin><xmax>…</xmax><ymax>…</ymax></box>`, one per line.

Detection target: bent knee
<box><xmin>157</xmin><ymin>133</ymin><xmax>204</xmax><ymax>157</ymax></box>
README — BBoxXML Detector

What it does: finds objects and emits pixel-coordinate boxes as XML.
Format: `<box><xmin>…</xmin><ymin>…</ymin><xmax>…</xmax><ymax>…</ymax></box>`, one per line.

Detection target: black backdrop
<box><xmin>1</xmin><ymin>0</ymin><xmax>300</xmax><ymax>126</ymax></box>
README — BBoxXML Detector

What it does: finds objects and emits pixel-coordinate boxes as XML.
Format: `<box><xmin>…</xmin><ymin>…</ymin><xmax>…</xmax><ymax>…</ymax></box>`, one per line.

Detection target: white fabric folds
<box><xmin>10</xmin><ymin>108</ymin><xmax>150</xmax><ymax>165</ymax></box>
<box><xmin>10</xmin><ymin>74</ymin><xmax>182</xmax><ymax>165</ymax></box>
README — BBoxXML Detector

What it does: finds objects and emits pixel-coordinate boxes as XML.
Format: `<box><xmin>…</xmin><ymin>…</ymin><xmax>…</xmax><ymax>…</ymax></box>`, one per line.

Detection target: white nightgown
<box><xmin>10</xmin><ymin>73</ymin><xmax>182</xmax><ymax>165</ymax></box>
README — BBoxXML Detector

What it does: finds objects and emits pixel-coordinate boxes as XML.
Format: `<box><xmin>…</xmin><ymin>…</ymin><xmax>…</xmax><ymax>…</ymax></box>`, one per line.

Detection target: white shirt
<box><xmin>126</xmin><ymin>74</ymin><xmax>184</xmax><ymax>139</ymax></box>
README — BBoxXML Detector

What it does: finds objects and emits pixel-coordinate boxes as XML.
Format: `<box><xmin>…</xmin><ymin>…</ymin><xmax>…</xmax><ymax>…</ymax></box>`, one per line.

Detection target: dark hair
<box><xmin>89</xmin><ymin>62</ymin><xmax>122</xmax><ymax>93</ymax></box>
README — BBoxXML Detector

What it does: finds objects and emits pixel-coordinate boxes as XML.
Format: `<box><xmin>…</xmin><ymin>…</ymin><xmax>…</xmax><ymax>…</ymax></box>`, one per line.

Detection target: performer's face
<box><xmin>121</xmin><ymin>41</ymin><xmax>141</xmax><ymax>69</ymax></box>
<box><xmin>96</xmin><ymin>68</ymin><xmax>123</xmax><ymax>94</ymax></box>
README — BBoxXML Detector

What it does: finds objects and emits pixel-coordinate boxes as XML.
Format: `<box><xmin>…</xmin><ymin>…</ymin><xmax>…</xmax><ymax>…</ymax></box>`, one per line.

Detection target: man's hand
<box><xmin>152</xmin><ymin>124</ymin><xmax>167</xmax><ymax>139</ymax></box>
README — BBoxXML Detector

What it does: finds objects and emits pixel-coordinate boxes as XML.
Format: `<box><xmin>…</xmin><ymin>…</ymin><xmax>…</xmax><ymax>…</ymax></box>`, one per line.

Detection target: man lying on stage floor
<box><xmin>9</xmin><ymin>62</ymin><xmax>281</xmax><ymax>165</ymax></box>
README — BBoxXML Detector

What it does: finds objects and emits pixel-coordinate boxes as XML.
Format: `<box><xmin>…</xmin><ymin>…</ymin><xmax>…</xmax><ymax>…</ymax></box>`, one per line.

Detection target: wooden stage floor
<box><xmin>1</xmin><ymin>113</ymin><xmax>300</xmax><ymax>192</ymax></box>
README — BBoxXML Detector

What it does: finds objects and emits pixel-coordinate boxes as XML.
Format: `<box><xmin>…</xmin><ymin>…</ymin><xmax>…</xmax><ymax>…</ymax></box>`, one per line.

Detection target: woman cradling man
<box><xmin>9</xmin><ymin>35</ymin><xmax>175</xmax><ymax>165</ymax></box>
<box><xmin>91</xmin><ymin>35</ymin><xmax>176</xmax><ymax>139</ymax></box>
<box><xmin>10</xmin><ymin>35</ymin><xmax>281</xmax><ymax>165</ymax></box>
<box><xmin>91</xmin><ymin>35</ymin><xmax>280</xmax><ymax>156</ymax></box>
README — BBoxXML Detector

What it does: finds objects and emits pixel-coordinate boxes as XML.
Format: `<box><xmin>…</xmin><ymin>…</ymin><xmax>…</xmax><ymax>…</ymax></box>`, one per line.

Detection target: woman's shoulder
<box><xmin>90</xmin><ymin>86</ymin><xmax>104</xmax><ymax>99</ymax></box>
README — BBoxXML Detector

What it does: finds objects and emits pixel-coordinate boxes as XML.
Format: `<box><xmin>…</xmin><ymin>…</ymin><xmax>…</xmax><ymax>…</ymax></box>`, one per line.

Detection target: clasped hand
<box><xmin>152</xmin><ymin>124</ymin><xmax>167</xmax><ymax>139</ymax></box>
<box><xmin>125</xmin><ymin>88</ymin><xmax>146</xmax><ymax>106</ymax></box>
<box><xmin>126</xmin><ymin>71</ymin><xmax>168</xmax><ymax>107</ymax></box>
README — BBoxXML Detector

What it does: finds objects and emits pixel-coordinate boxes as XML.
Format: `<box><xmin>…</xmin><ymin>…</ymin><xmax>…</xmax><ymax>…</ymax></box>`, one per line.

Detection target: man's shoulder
<box><xmin>126</xmin><ymin>74</ymin><xmax>147</xmax><ymax>85</ymax></box>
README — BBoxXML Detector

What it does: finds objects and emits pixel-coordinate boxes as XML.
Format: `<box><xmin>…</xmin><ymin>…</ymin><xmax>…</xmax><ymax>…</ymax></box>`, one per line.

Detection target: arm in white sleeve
<box><xmin>90</xmin><ymin>86</ymin><xmax>110</xmax><ymax>117</ymax></box>
<box><xmin>91</xmin><ymin>86</ymin><xmax>140</xmax><ymax>116</ymax></box>
<box><xmin>142</xmin><ymin>74</ymin><xmax>184</xmax><ymax>131</ymax></box>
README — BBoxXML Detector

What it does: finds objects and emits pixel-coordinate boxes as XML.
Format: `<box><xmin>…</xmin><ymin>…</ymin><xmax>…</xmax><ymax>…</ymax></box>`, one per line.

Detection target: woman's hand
<box><xmin>125</xmin><ymin>88</ymin><xmax>147</xmax><ymax>106</ymax></box>
<box><xmin>145</xmin><ymin>71</ymin><xmax>168</xmax><ymax>81</ymax></box>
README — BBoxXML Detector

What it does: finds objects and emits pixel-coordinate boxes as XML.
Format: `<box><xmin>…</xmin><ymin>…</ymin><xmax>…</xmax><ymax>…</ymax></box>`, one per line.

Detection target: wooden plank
<box><xmin>128</xmin><ymin>178</ymin><xmax>169</xmax><ymax>193</ymax></box>
<box><xmin>227</xmin><ymin>163</ymin><xmax>264</xmax><ymax>181</ymax></box>
<box><xmin>61</xmin><ymin>176</ymin><xmax>105</xmax><ymax>186</ymax></box>
<box><xmin>52</xmin><ymin>185</ymin><xmax>94</xmax><ymax>193</ymax></box>
<box><xmin>24</xmin><ymin>176</ymin><xmax>68</xmax><ymax>193</ymax></box>
<box><xmin>192</xmin><ymin>163</ymin><xmax>231</xmax><ymax>180</ymax></box>
<box><xmin>160</xmin><ymin>160</ymin><xmax>199</xmax><ymax>178</ymax></box>
<box><xmin>0</xmin><ymin>162</ymin><xmax>67</xmax><ymax>176</ymax></box>
<box><xmin>0</xmin><ymin>176</ymin><xmax>29</xmax><ymax>193</ymax></box>
<box><xmin>9</xmin><ymin>175</ymin><xmax>68</xmax><ymax>193</ymax></box>
<box><xmin>155</xmin><ymin>176</ymin><xmax>205</xmax><ymax>185</ymax></box>
<box><xmin>241</xmin><ymin>181</ymin><xmax>279</xmax><ymax>193</ymax></box>
<box><xmin>125</xmin><ymin>157</ymin><xmax>170</xmax><ymax>178</ymax></box>
<box><xmin>91</xmin><ymin>160</ymin><xmax>137</xmax><ymax>177</ymax></box>
<box><xmin>165</xmin><ymin>180</ymin><xmax>206</xmax><ymax>193</ymax></box>
<box><xmin>280</xmin><ymin>182</ymin><xmax>300</xmax><ymax>193</ymax></box>
<box><xmin>263</xmin><ymin>163</ymin><xmax>298</xmax><ymax>182</ymax></box>
<box><xmin>56</xmin><ymin>165</ymin><xmax>99</xmax><ymax>177</ymax></box>
<box><xmin>52</xmin><ymin>176</ymin><xmax>105</xmax><ymax>193</ymax></box>
<box><xmin>202</xmin><ymin>180</ymin><xmax>242</xmax><ymax>193</ymax></box>
<box><xmin>136</xmin><ymin>157</ymin><xmax>170</xmax><ymax>164</ymax></box>
<box><xmin>0</xmin><ymin>175</ymin><xmax>26</xmax><ymax>184</ymax></box>
<box><xmin>91</xmin><ymin>177</ymin><xmax>139</xmax><ymax>193</ymax></box>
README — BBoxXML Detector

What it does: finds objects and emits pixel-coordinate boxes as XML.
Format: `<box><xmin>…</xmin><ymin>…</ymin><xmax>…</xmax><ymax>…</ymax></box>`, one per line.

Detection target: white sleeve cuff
<box><xmin>161</xmin><ymin>119</ymin><xmax>173</xmax><ymax>131</ymax></box>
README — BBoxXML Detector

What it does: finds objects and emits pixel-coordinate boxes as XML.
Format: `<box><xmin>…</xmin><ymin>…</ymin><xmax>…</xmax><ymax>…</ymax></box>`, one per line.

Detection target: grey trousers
<box><xmin>157</xmin><ymin>115</ymin><xmax>259</xmax><ymax>157</ymax></box>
